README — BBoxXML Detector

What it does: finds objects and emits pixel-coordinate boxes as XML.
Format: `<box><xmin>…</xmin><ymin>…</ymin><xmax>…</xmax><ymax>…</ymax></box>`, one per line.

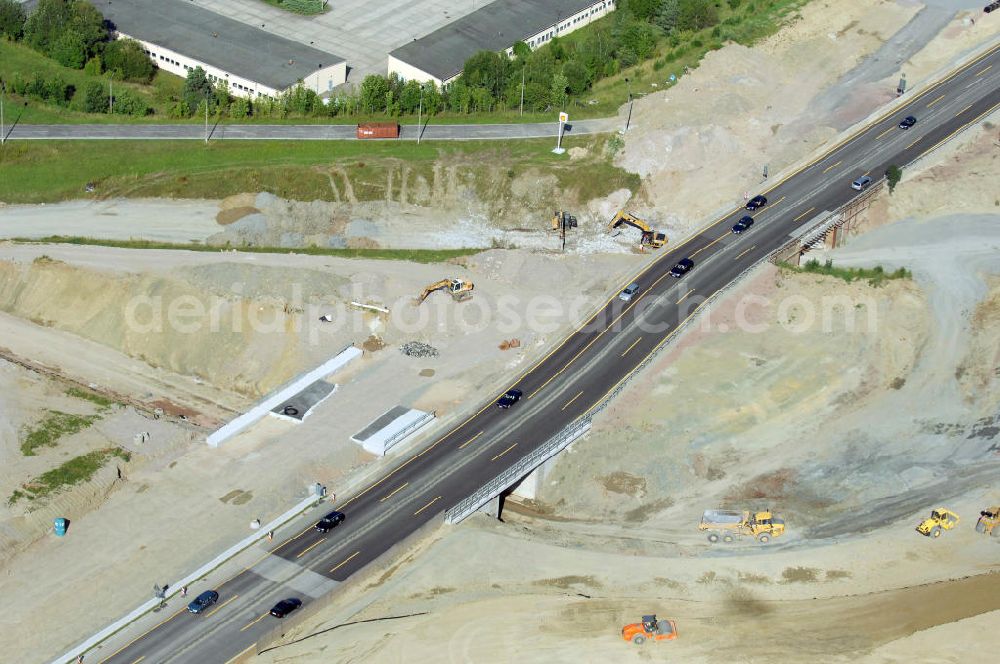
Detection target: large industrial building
<box><xmin>90</xmin><ymin>0</ymin><xmax>346</xmax><ymax>99</ymax></box>
<box><xmin>388</xmin><ymin>0</ymin><xmax>617</xmax><ymax>87</ymax></box>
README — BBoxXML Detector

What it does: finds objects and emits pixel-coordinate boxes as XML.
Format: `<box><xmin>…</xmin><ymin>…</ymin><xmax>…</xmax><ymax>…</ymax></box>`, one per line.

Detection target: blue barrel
<box><xmin>54</xmin><ymin>518</ymin><xmax>67</xmax><ymax>536</ymax></box>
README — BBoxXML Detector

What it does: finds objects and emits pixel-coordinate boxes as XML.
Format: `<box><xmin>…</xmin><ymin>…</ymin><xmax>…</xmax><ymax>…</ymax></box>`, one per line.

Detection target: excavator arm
<box><xmin>417</xmin><ymin>279</ymin><xmax>454</xmax><ymax>304</ymax></box>
<box><xmin>417</xmin><ymin>278</ymin><xmax>475</xmax><ymax>304</ymax></box>
<box><xmin>609</xmin><ymin>211</ymin><xmax>667</xmax><ymax>248</ymax></box>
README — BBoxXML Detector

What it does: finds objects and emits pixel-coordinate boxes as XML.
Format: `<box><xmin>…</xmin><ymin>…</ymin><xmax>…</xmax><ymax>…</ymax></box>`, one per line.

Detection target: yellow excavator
<box><xmin>416</xmin><ymin>278</ymin><xmax>474</xmax><ymax>304</ymax></box>
<box><xmin>609</xmin><ymin>211</ymin><xmax>667</xmax><ymax>248</ymax></box>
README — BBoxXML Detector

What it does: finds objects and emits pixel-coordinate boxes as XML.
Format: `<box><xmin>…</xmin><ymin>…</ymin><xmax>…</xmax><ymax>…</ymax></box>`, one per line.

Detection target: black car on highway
<box><xmin>187</xmin><ymin>590</ymin><xmax>219</xmax><ymax>614</ymax></box>
<box><xmin>497</xmin><ymin>389</ymin><xmax>523</xmax><ymax>409</ymax></box>
<box><xmin>898</xmin><ymin>115</ymin><xmax>917</xmax><ymax>129</ymax></box>
<box><xmin>670</xmin><ymin>258</ymin><xmax>694</xmax><ymax>277</ymax></box>
<box><xmin>314</xmin><ymin>510</ymin><xmax>345</xmax><ymax>533</ymax></box>
<box><xmin>745</xmin><ymin>195</ymin><xmax>767</xmax><ymax>211</ymax></box>
<box><xmin>731</xmin><ymin>215</ymin><xmax>754</xmax><ymax>234</ymax></box>
<box><xmin>270</xmin><ymin>598</ymin><xmax>302</xmax><ymax>618</ymax></box>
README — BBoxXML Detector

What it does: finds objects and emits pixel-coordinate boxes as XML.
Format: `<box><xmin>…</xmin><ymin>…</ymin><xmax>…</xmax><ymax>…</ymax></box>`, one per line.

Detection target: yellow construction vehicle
<box><xmin>975</xmin><ymin>506</ymin><xmax>1000</xmax><ymax>537</ymax></box>
<box><xmin>609</xmin><ymin>211</ymin><xmax>667</xmax><ymax>248</ymax></box>
<box><xmin>416</xmin><ymin>278</ymin><xmax>474</xmax><ymax>304</ymax></box>
<box><xmin>916</xmin><ymin>508</ymin><xmax>960</xmax><ymax>538</ymax></box>
<box><xmin>699</xmin><ymin>509</ymin><xmax>785</xmax><ymax>544</ymax></box>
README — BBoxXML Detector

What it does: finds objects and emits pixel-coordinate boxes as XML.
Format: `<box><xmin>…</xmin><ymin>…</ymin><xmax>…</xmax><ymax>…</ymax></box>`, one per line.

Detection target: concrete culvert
<box><xmin>283</xmin><ymin>405</ymin><xmax>299</xmax><ymax>416</ymax></box>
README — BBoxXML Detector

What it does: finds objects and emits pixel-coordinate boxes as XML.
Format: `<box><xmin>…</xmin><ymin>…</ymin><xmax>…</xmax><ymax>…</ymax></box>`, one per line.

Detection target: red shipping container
<box><xmin>356</xmin><ymin>122</ymin><xmax>400</xmax><ymax>139</ymax></box>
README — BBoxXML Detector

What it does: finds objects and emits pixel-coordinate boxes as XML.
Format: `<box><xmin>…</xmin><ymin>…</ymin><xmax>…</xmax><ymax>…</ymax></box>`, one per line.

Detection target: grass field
<box><xmin>8</xmin><ymin>448</ymin><xmax>131</xmax><ymax>506</ymax></box>
<box><xmin>19</xmin><ymin>410</ymin><xmax>102</xmax><ymax>456</ymax></box>
<box><xmin>783</xmin><ymin>259</ymin><xmax>913</xmax><ymax>287</ymax></box>
<box><xmin>0</xmin><ymin>134</ymin><xmax>637</xmax><ymax>204</ymax></box>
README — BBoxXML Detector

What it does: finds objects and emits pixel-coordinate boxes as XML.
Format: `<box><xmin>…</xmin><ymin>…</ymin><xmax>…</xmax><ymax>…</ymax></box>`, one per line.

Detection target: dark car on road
<box><xmin>745</xmin><ymin>195</ymin><xmax>767</xmax><ymax>211</ymax></box>
<box><xmin>731</xmin><ymin>215</ymin><xmax>754</xmax><ymax>234</ymax></box>
<box><xmin>314</xmin><ymin>510</ymin><xmax>345</xmax><ymax>533</ymax></box>
<box><xmin>270</xmin><ymin>598</ymin><xmax>302</xmax><ymax>618</ymax></box>
<box><xmin>497</xmin><ymin>389</ymin><xmax>523</xmax><ymax>409</ymax></box>
<box><xmin>898</xmin><ymin>115</ymin><xmax>917</xmax><ymax>129</ymax></box>
<box><xmin>670</xmin><ymin>258</ymin><xmax>694</xmax><ymax>278</ymax></box>
<box><xmin>187</xmin><ymin>590</ymin><xmax>219</xmax><ymax>614</ymax></box>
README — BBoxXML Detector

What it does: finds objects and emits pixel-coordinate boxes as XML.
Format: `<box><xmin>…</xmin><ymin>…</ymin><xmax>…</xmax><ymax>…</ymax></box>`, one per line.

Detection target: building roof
<box><xmin>389</xmin><ymin>0</ymin><xmax>601</xmax><ymax>82</ymax></box>
<box><xmin>89</xmin><ymin>0</ymin><xmax>344</xmax><ymax>91</ymax></box>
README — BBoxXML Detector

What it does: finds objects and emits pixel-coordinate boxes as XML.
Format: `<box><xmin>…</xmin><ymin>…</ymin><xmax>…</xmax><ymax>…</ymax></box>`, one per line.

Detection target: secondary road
<box><xmin>78</xmin><ymin>44</ymin><xmax>1000</xmax><ymax>664</ymax></box>
<box><xmin>4</xmin><ymin>118</ymin><xmax>619</xmax><ymax>141</ymax></box>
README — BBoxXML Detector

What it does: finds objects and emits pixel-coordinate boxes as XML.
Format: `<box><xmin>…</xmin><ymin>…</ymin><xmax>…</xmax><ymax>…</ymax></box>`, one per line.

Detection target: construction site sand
<box><xmin>617</xmin><ymin>0</ymin><xmax>994</xmax><ymax>237</ymax></box>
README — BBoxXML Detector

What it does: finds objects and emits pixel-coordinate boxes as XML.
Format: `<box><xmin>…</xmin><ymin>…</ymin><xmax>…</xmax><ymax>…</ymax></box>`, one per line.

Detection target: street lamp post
<box><xmin>0</xmin><ymin>79</ymin><xmax>5</xmax><ymax>146</ymax></box>
<box><xmin>624</xmin><ymin>77</ymin><xmax>634</xmax><ymax>133</ymax></box>
<box><xmin>108</xmin><ymin>72</ymin><xmax>115</xmax><ymax>115</ymax></box>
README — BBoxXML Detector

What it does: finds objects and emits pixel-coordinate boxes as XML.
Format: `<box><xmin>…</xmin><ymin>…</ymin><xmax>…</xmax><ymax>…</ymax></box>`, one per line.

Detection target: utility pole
<box><xmin>108</xmin><ymin>72</ymin><xmax>115</xmax><ymax>115</ymax></box>
<box><xmin>519</xmin><ymin>67</ymin><xmax>525</xmax><ymax>117</ymax></box>
<box><xmin>0</xmin><ymin>79</ymin><xmax>5</xmax><ymax>147</ymax></box>
<box><xmin>204</xmin><ymin>97</ymin><xmax>209</xmax><ymax>144</ymax></box>
<box><xmin>623</xmin><ymin>77</ymin><xmax>633</xmax><ymax>133</ymax></box>
<box><xmin>417</xmin><ymin>83</ymin><xmax>424</xmax><ymax>144</ymax></box>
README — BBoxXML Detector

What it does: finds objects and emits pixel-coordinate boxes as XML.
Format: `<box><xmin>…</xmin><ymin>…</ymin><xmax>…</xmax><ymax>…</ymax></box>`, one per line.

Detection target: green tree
<box><xmin>562</xmin><ymin>59</ymin><xmax>591</xmax><ymax>96</ymax></box>
<box><xmin>0</xmin><ymin>0</ymin><xmax>27</xmax><ymax>40</ymax></box>
<box><xmin>111</xmin><ymin>88</ymin><xmax>148</xmax><ymax>116</ymax></box>
<box><xmin>359</xmin><ymin>74</ymin><xmax>388</xmax><ymax>114</ymax></box>
<box><xmin>229</xmin><ymin>96</ymin><xmax>251</xmax><ymax>119</ymax></box>
<box><xmin>886</xmin><ymin>165</ymin><xmax>902</xmax><ymax>193</ymax></box>
<box><xmin>627</xmin><ymin>0</ymin><xmax>661</xmax><ymax>21</ymax></box>
<box><xmin>654</xmin><ymin>0</ymin><xmax>680</xmax><ymax>33</ymax></box>
<box><xmin>512</xmin><ymin>40</ymin><xmax>531</xmax><ymax>59</ymax></box>
<box><xmin>182</xmin><ymin>66</ymin><xmax>213</xmax><ymax>114</ymax></box>
<box><xmin>677</xmin><ymin>0</ymin><xmax>719</xmax><ymax>32</ymax></box>
<box><xmin>399</xmin><ymin>79</ymin><xmax>421</xmax><ymax>114</ymax></box>
<box><xmin>462</xmin><ymin>50</ymin><xmax>512</xmax><ymax>100</ymax></box>
<box><xmin>83</xmin><ymin>80</ymin><xmax>107</xmax><ymax>113</ymax></box>
<box><xmin>549</xmin><ymin>72</ymin><xmax>568</xmax><ymax>109</ymax></box>
<box><xmin>83</xmin><ymin>55</ymin><xmax>102</xmax><ymax>76</ymax></box>
<box><xmin>50</xmin><ymin>30</ymin><xmax>87</xmax><ymax>68</ymax></box>
<box><xmin>103</xmin><ymin>39</ymin><xmax>154</xmax><ymax>83</ymax></box>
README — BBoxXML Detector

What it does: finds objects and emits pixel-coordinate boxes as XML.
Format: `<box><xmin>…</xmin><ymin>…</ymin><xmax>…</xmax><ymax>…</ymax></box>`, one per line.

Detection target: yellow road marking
<box><xmin>296</xmin><ymin>539</ymin><xmax>323</xmax><ymax>559</ymax></box>
<box><xmin>621</xmin><ymin>337</ymin><xmax>643</xmax><ymax>357</ymax></box>
<box><xmin>793</xmin><ymin>207</ymin><xmax>816</xmax><ymax>222</ymax></box>
<box><xmin>458</xmin><ymin>431</ymin><xmax>484</xmax><ymax>449</ymax></box>
<box><xmin>97</xmin><ymin>607</ymin><xmax>186</xmax><ymax>663</ymax></box>
<box><xmin>204</xmin><ymin>594</ymin><xmax>239</xmax><ymax>618</ymax></box>
<box><xmin>773</xmin><ymin>196</ymin><xmax>785</xmax><ymax>206</ymax></box>
<box><xmin>240</xmin><ymin>613</ymin><xmax>268</xmax><ymax>632</ymax></box>
<box><xmin>975</xmin><ymin>64</ymin><xmax>992</xmax><ymax>77</ymax></box>
<box><xmin>926</xmin><ymin>94</ymin><xmax>945</xmax><ymax>108</ymax></box>
<box><xmin>414</xmin><ymin>496</ymin><xmax>442</xmax><ymax>516</ymax></box>
<box><xmin>561</xmin><ymin>390</ymin><xmax>584</xmax><ymax>411</ymax></box>
<box><xmin>491</xmin><ymin>443</ymin><xmax>518</xmax><ymax>461</ymax></box>
<box><xmin>688</xmin><ymin>234</ymin><xmax>726</xmax><ymax>259</ymax></box>
<box><xmin>875</xmin><ymin>126</ymin><xmax>895</xmax><ymax>140</ymax></box>
<box><xmin>921</xmin><ymin>99</ymin><xmax>1000</xmax><ymax>158</ymax></box>
<box><xmin>330</xmin><ymin>551</ymin><xmax>361</xmax><ymax>574</ymax></box>
<box><xmin>379</xmin><ymin>482</ymin><xmax>409</xmax><ymax>503</ymax></box>
<box><xmin>957</xmin><ymin>103</ymin><xmax>973</xmax><ymax>116</ymax></box>
<box><xmin>821</xmin><ymin>160</ymin><xmax>841</xmax><ymax>173</ymax></box>
<box><xmin>129</xmin><ymin>657</ymin><xmax>145</xmax><ymax>664</ymax></box>
<box><xmin>734</xmin><ymin>245</ymin><xmax>756</xmax><ymax>261</ymax></box>
<box><xmin>225</xmin><ymin>644</ymin><xmax>257</xmax><ymax>664</ymax></box>
<box><xmin>676</xmin><ymin>289</ymin><xmax>694</xmax><ymax>305</ymax></box>
<box><xmin>906</xmin><ymin>138</ymin><xmax>920</xmax><ymax>149</ymax></box>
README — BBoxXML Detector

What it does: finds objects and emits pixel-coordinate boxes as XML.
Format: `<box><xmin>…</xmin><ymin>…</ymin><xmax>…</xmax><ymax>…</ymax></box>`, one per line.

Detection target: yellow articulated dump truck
<box><xmin>699</xmin><ymin>509</ymin><xmax>785</xmax><ymax>544</ymax></box>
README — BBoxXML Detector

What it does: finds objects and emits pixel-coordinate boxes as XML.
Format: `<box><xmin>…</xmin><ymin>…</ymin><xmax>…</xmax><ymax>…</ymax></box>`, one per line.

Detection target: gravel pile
<box><xmin>400</xmin><ymin>341</ymin><xmax>439</xmax><ymax>358</ymax></box>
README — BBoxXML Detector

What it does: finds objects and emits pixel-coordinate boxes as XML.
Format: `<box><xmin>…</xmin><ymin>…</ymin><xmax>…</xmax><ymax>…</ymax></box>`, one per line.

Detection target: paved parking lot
<box><xmin>193</xmin><ymin>0</ymin><xmax>485</xmax><ymax>84</ymax></box>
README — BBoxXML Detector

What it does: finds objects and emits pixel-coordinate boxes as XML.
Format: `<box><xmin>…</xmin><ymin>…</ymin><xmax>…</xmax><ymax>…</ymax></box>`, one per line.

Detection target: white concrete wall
<box><xmin>206</xmin><ymin>345</ymin><xmax>361</xmax><ymax>447</ymax></box>
<box><xmin>387</xmin><ymin>54</ymin><xmax>444</xmax><ymax>87</ymax></box>
<box><xmin>302</xmin><ymin>60</ymin><xmax>348</xmax><ymax>94</ymax></box>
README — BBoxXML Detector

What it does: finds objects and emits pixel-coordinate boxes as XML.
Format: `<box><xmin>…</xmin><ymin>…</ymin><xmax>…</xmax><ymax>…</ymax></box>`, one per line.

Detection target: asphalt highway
<box><xmin>83</xmin><ymin>44</ymin><xmax>1000</xmax><ymax>664</ymax></box>
<box><xmin>5</xmin><ymin>118</ymin><xmax>619</xmax><ymax>141</ymax></box>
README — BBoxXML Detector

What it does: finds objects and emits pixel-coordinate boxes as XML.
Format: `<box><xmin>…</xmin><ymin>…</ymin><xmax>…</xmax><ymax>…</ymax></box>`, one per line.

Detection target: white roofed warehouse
<box><xmin>90</xmin><ymin>0</ymin><xmax>347</xmax><ymax>99</ymax></box>
<box><xmin>388</xmin><ymin>0</ymin><xmax>618</xmax><ymax>87</ymax></box>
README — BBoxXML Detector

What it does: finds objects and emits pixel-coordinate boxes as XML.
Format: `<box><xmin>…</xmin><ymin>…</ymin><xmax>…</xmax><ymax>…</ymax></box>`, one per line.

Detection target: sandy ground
<box><xmin>3</xmin><ymin>1</ymin><xmax>1000</xmax><ymax>661</ymax></box>
<box><xmin>618</xmin><ymin>0</ymin><xmax>996</xmax><ymax>237</ymax></box>
<box><xmin>0</xmin><ymin>199</ymin><xmax>222</xmax><ymax>243</ymax></box>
